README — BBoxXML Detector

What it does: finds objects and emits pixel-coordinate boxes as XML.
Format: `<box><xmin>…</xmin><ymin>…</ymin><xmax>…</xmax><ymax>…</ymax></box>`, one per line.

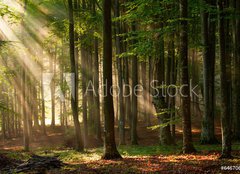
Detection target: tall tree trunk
<box><xmin>147</xmin><ymin>57</ymin><xmax>153</xmax><ymax>127</ymax></box>
<box><xmin>33</xmin><ymin>85</ymin><xmax>39</xmax><ymax>129</ymax></box>
<box><xmin>141</xmin><ymin>61</ymin><xmax>147</xmax><ymax>125</ymax></box>
<box><xmin>114</xmin><ymin>0</ymin><xmax>125</xmax><ymax>145</ymax></box>
<box><xmin>179</xmin><ymin>0</ymin><xmax>196</xmax><ymax>153</ymax></box>
<box><xmin>6</xmin><ymin>90</ymin><xmax>11</xmax><ymax>138</ymax></box>
<box><xmin>68</xmin><ymin>0</ymin><xmax>84</xmax><ymax>152</ymax></box>
<box><xmin>1</xmin><ymin>85</ymin><xmax>6</xmax><ymax>140</ymax></box>
<box><xmin>81</xmin><ymin>48</ymin><xmax>88</xmax><ymax>146</ymax></box>
<box><xmin>22</xmin><ymin>0</ymin><xmax>30</xmax><ymax>151</ymax></box>
<box><xmin>87</xmin><ymin>52</ymin><xmax>95</xmax><ymax>135</ymax></box>
<box><xmin>81</xmin><ymin>0</ymin><xmax>88</xmax><ymax>147</ymax></box>
<box><xmin>219</xmin><ymin>0</ymin><xmax>232</xmax><ymax>158</ymax></box>
<box><xmin>168</xmin><ymin>34</ymin><xmax>177</xmax><ymax>143</ymax></box>
<box><xmin>102</xmin><ymin>0</ymin><xmax>122</xmax><ymax>159</ymax></box>
<box><xmin>201</xmin><ymin>0</ymin><xmax>218</xmax><ymax>144</ymax></box>
<box><xmin>60</xmin><ymin>55</ymin><xmax>64</xmax><ymax>127</ymax></box>
<box><xmin>153</xmin><ymin>24</ymin><xmax>173</xmax><ymax>145</ymax></box>
<box><xmin>50</xmin><ymin>50</ymin><xmax>56</xmax><ymax>127</ymax></box>
<box><xmin>232</xmin><ymin>0</ymin><xmax>240</xmax><ymax>141</ymax></box>
<box><xmin>27</xmin><ymin>77</ymin><xmax>33</xmax><ymax>141</ymax></box>
<box><xmin>41</xmin><ymin>68</ymin><xmax>46</xmax><ymax>135</ymax></box>
<box><xmin>93</xmin><ymin>1</ymin><xmax>102</xmax><ymax>142</ymax></box>
<box><xmin>131</xmin><ymin>24</ymin><xmax>138</xmax><ymax>145</ymax></box>
<box><xmin>124</xmin><ymin>53</ymin><xmax>131</xmax><ymax>130</ymax></box>
<box><xmin>22</xmin><ymin>68</ymin><xmax>29</xmax><ymax>151</ymax></box>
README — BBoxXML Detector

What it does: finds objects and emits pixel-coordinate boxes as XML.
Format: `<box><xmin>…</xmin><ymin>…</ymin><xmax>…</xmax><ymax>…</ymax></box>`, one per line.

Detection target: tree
<box><xmin>179</xmin><ymin>0</ymin><xmax>196</xmax><ymax>153</ymax></box>
<box><xmin>93</xmin><ymin>0</ymin><xmax>102</xmax><ymax>142</ymax></box>
<box><xmin>68</xmin><ymin>0</ymin><xmax>84</xmax><ymax>152</ymax></box>
<box><xmin>114</xmin><ymin>0</ymin><xmax>125</xmax><ymax>145</ymax></box>
<box><xmin>153</xmin><ymin>23</ymin><xmax>173</xmax><ymax>145</ymax></box>
<box><xmin>80</xmin><ymin>0</ymin><xmax>88</xmax><ymax>147</ymax></box>
<box><xmin>200</xmin><ymin>0</ymin><xmax>218</xmax><ymax>144</ymax></box>
<box><xmin>32</xmin><ymin>84</ymin><xmax>39</xmax><ymax>129</ymax></box>
<box><xmin>141</xmin><ymin>61</ymin><xmax>147</xmax><ymax>125</ymax></box>
<box><xmin>50</xmin><ymin>49</ymin><xmax>56</xmax><ymax>127</ymax></box>
<box><xmin>40</xmin><ymin>68</ymin><xmax>46</xmax><ymax>135</ymax></box>
<box><xmin>122</xmin><ymin>24</ymin><xmax>131</xmax><ymax>134</ymax></box>
<box><xmin>232</xmin><ymin>0</ymin><xmax>240</xmax><ymax>141</ymax></box>
<box><xmin>218</xmin><ymin>0</ymin><xmax>232</xmax><ymax>158</ymax></box>
<box><xmin>22</xmin><ymin>0</ymin><xmax>30</xmax><ymax>152</ymax></box>
<box><xmin>102</xmin><ymin>0</ymin><xmax>122</xmax><ymax>160</ymax></box>
<box><xmin>131</xmin><ymin>24</ymin><xmax>138</xmax><ymax>145</ymax></box>
<box><xmin>167</xmin><ymin>33</ymin><xmax>177</xmax><ymax>143</ymax></box>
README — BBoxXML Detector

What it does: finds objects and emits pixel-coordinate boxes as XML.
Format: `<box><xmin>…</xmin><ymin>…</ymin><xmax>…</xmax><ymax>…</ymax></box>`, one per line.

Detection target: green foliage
<box><xmin>0</xmin><ymin>100</ymin><xmax>7</xmax><ymax>110</ymax></box>
<box><xmin>148</xmin><ymin>116</ymin><xmax>181</xmax><ymax>130</ymax></box>
<box><xmin>0</xmin><ymin>2</ymin><xmax>21</xmax><ymax>22</ymax></box>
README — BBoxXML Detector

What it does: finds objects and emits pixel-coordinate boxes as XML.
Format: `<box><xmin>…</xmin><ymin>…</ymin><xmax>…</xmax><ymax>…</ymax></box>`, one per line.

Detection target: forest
<box><xmin>0</xmin><ymin>0</ymin><xmax>240</xmax><ymax>173</ymax></box>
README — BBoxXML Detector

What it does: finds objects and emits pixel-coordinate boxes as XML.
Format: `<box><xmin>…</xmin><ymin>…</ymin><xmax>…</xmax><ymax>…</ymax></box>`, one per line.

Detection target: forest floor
<box><xmin>0</xmin><ymin>121</ymin><xmax>240</xmax><ymax>173</ymax></box>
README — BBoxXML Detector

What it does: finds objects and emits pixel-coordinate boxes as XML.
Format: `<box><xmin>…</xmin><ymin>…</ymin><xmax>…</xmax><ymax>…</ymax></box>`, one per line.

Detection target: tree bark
<box><xmin>131</xmin><ymin>24</ymin><xmax>138</xmax><ymax>145</ymax></box>
<box><xmin>92</xmin><ymin>0</ymin><xmax>102</xmax><ymax>142</ymax></box>
<box><xmin>153</xmin><ymin>24</ymin><xmax>173</xmax><ymax>145</ymax></box>
<box><xmin>179</xmin><ymin>0</ymin><xmax>196</xmax><ymax>153</ymax></box>
<box><xmin>102</xmin><ymin>0</ymin><xmax>122</xmax><ymax>159</ymax></box>
<box><xmin>22</xmin><ymin>0</ymin><xmax>30</xmax><ymax>152</ymax></box>
<box><xmin>33</xmin><ymin>84</ymin><xmax>39</xmax><ymax>129</ymax></box>
<box><xmin>41</xmin><ymin>68</ymin><xmax>46</xmax><ymax>135</ymax></box>
<box><xmin>200</xmin><ymin>0</ymin><xmax>218</xmax><ymax>144</ymax></box>
<box><xmin>81</xmin><ymin>0</ymin><xmax>88</xmax><ymax>147</ymax></box>
<box><xmin>141</xmin><ymin>61</ymin><xmax>147</xmax><ymax>125</ymax></box>
<box><xmin>232</xmin><ymin>0</ymin><xmax>240</xmax><ymax>141</ymax></box>
<box><xmin>114</xmin><ymin>0</ymin><xmax>125</xmax><ymax>145</ymax></box>
<box><xmin>68</xmin><ymin>0</ymin><xmax>84</xmax><ymax>152</ymax></box>
<box><xmin>218</xmin><ymin>0</ymin><xmax>232</xmax><ymax>158</ymax></box>
<box><xmin>50</xmin><ymin>50</ymin><xmax>56</xmax><ymax>127</ymax></box>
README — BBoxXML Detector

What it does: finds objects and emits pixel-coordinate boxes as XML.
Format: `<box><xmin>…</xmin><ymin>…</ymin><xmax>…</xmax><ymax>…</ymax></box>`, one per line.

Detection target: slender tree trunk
<box><xmin>41</xmin><ymin>69</ymin><xmax>46</xmax><ymax>135</ymax></box>
<box><xmin>6</xmin><ymin>90</ymin><xmax>11</xmax><ymax>138</ymax></box>
<box><xmin>114</xmin><ymin>0</ymin><xmax>125</xmax><ymax>145</ymax></box>
<box><xmin>80</xmin><ymin>0</ymin><xmax>88</xmax><ymax>147</ymax></box>
<box><xmin>22</xmin><ymin>68</ymin><xmax>29</xmax><ymax>151</ymax></box>
<box><xmin>147</xmin><ymin>57</ymin><xmax>153</xmax><ymax>127</ymax></box>
<box><xmin>27</xmin><ymin>78</ymin><xmax>33</xmax><ymax>141</ymax></box>
<box><xmin>168</xmin><ymin>34</ymin><xmax>177</xmax><ymax>143</ymax></box>
<box><xmin>87</xmin><ymin>51</ymin><xmax>95</xmax><ymax>135</ymax></box>
<box><xmin>50</xmin><ymin>50</ymin><xmax>56</xmax><ymax>127</ymax></box>
<box><xmin>219</xmin><ymin>0</ymin><xmax>232</xmax><ymax>158</ymax></box>
<box><xmin>200</xmin><ymin>0</ymin><xmax>218</xmax><ymax>144</ymax></box>
<box><xmin>68</xmin><ymin>0</ymin><xmax>84</xmax><ymax>152</ymax></box>
<box><xmin>152</xmin><ymin>23</ymin><xmax>173</xmax><ymax>145</ymax></box>
<box><xmin>81</xmin><ymin>48</ymin><xmax>88</xmax><ymax>146</ymax></box>
<box><xmin>1</xmin><ymin>86</ymin><xmax>6</xmax><ymax>140</ymax></box>
<box><xmin>141</xmin><ymin>61</ymin><xmax>147</xmax><ymax>125</ymax></box>
<box><xmin>121</xmin><ymin>22</ymin><xmax>131</xmax><ymax>131</ymax></box>
<box><xmin>232</xmin><ymin>0</ymin><xmax>240</xmax><ymax>141</ymax></box>
<box><xmin>102</xmin><ymin>0</ymin><xmax>122</xmax><ymax>159</ymax></box>
<box><xmin>179</xmin><ymin>0</ymin><xmax>196</xmax><ymax>153</ymax></box>
<box><xmin>33</xmin><ymin>85</ymin><xmax>39</xmax><ymax>129</ymax></box>
<box><xmin>93</xmin><ymin>1</ymin><xmax>102</xmax><ymax>142</ymax></box>
<box><xmin>131</xmin><ymin>24</ymin><xmax>138</xmax><ymax>145</ymax></box>
<box><xmin>124</xmin><ymin>52</ymin><xmax>131</xmax><ymax>131</ymax></box>
<box><xmin>22</xmin><ymin>0</ymin><xmax>30</xmax><ymax>151</ymax></box>
<box><xmin>60</xmin><ymin>57</ymin><xmax>64</xmax><ymax>127</ymax></box>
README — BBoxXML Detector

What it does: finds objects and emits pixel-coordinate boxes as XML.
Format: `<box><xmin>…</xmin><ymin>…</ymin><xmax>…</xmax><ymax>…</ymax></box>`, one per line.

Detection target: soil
<box><xmin>0</xmin><ymin>118</ymin><xmax>237</xmax><ymax>174</ymax></box>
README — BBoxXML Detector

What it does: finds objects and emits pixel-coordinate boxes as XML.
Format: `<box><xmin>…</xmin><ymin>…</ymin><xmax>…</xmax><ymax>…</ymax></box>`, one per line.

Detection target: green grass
<box><xmin>118</xmin><ymin>145</ymin><xmax>180</xmax><ymax>156</ymax></box>
<box><xmin>0</xmin><ymin>150</ymin><xmax>31</xmax><ymax>161</ymax></box>
<box><xmin>2</xmin><ymin>142</ymin><xmax>240</xmax><ymax>164</ymax></box>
